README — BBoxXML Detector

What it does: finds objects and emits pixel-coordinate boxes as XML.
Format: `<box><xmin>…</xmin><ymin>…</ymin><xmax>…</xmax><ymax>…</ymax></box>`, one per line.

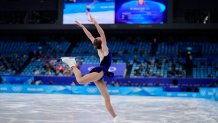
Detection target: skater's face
<box><xmin>138</xmin><ymin>0</ymin><xmax>145</xmax><ymax>5</ymax></box>
<box><xmin>93</xmin><ymin>37</ymin><xmax>102</xmax><ymax>49</ymax></box>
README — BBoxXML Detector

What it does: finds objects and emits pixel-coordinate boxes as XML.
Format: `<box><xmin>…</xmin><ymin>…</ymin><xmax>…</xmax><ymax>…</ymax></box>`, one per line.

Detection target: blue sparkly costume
<box><xmin>89</xmin><ymin>51</ymin><xmax>114</xmax><ymax>80</ymax></box>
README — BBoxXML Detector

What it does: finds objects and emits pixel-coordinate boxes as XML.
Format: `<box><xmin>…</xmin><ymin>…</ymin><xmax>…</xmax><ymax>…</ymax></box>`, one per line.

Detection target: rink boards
<box><xmin>0</xmin><ymin>85</ymin><xmax>217</xmax><ymax>101</ymax></box>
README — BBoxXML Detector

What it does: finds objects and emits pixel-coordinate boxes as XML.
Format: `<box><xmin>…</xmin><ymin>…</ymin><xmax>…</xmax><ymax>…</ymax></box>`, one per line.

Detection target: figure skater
<box><xmin>86</xmin><ymin>0</ymin><xmax>97</xmax><ymax>16</ymax></box>
<box><xmin>61</xmin><ymin>14</ymin><xmax>120</xmax><ymax>123</ymax></box>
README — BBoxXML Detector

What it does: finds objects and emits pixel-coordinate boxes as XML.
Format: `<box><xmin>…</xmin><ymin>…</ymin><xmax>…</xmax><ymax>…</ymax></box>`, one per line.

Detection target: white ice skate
<box><xmin>61</xmin><ymin>57</ymin><xmax>77</xmax><ymax>68</ymax></box>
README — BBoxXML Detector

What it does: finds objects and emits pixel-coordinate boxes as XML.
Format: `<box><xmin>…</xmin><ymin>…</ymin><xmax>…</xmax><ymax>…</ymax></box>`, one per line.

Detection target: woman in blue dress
<box><xmin>61</xmin><ymin>14</ymin><xmax>120</xmax><ymax>123</ymax></box>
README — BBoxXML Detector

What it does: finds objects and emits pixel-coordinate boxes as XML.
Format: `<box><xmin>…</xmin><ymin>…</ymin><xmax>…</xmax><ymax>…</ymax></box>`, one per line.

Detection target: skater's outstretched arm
<box><xmin>89</xmin><ymin>15</ymin><xmax>108</xmax><ymax>53</ymax></box>
<box><xmin>75</xmin><ymin>21</ymin><xmax>95</xmax><ymax>43</ymax></box>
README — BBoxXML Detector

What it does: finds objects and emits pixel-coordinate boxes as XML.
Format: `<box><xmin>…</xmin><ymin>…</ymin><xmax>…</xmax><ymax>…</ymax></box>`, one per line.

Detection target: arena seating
<box><xmin>202</xmin><ymin>42</ymin><xmax>218</xmax><ymax>56</ymax></box>
<box><xmin>0</xmin><ymin>40</ymin><xmax>217</xmax><ymax>79</ymax></box>
<box><xmin>157</xmin><ymin>42</ymin><xmax>179</xmax><ymax>56</ymax></box>
<box><xmin>72</xmin><ymin>40</ymin><xmax>151</xmax><ymax>55</ymax></box>
<box><xmin>72</xmin><ymin>40</ymin><xmax>151</xmax><ymax>63</ymax></box>
<box><xmin>22</xmin><ymin>41</ymin><xmax>71</xmax><ymax>76</ymax></box>
<box><xmin>130</xmin><ymin>57</ymin><xmax>186</xmax><ymax>78</ymax></box>
<box><xmin>193</xmin><ymin>58</ymin><xmax>218</xmax><ymax>78</ymax></box>
<box><xmin>0</xmin><ymin>41</ymin><xmax>29</xmax><ymax>75</ymax></box>
<box><xmin>0</xmin><ymin>41</ymin><xmax>28</xmax><ymax>54</ymax></box>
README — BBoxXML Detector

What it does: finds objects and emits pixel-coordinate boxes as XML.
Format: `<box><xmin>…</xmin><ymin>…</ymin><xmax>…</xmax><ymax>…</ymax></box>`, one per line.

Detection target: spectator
<box><xmin>33</xmin><ymin>69</ymin><xmax>40</xmax><ymax>75</ymax></box>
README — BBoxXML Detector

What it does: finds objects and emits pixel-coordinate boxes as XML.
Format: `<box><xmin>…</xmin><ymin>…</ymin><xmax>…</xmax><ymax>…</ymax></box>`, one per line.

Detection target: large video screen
<box><xmin>115</xmin><ymin>0</ymin><xmax>167</xmax><ymax>24</ymax></box>
<box><xmin>63</xmin><ymin>0</ymin><xmax>115</xmax><ymax>24</ymax></box>
<box><xmin>63</xmin><ymin>0</ymin><xmax>167</xmax><ymax>24</ymax></box>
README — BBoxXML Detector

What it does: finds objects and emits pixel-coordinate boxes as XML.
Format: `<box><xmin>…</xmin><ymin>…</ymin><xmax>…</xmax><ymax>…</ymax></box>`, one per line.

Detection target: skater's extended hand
<box><xmin>88</xmin><ymin>14</ymin><xmax>96</xmax><ymax>23</ymax></box>
<box><xmin>75</xmin><ymin>21</ymin><xmax>83</xmax><ymax>28</ymax></box>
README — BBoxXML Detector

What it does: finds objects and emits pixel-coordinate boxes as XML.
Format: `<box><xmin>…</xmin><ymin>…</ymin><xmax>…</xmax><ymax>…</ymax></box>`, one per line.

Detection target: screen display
<box><xmin>115</xmin><ymin>0</ymin><xmax>167</xmax><ymax>24</ymax></box>
<box><xmin>63</xmin><ymin>0</ymin><xmax>115</xmax><ymax>24</ymax></box>
<box><xmin>63</xmin><ymin>0</ymin><xmax>167</xmax><ymax>24</ymax></box>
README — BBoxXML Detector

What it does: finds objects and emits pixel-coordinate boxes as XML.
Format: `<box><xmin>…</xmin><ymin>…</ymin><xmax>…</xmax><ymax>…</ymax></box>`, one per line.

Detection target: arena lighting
<box><xmin>203</xmin><ymin>15</ymin><xmax>209</xmax><ymax>24</ymax></box>
<box><xmin>186</xmin><ymin>47</ymin><xmax>192</xmax><ymax>51</ymax></box>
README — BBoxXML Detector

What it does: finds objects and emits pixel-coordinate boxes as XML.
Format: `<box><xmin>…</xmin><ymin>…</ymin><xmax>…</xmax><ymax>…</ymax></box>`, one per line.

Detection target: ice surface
<box><xmin>0</xmin><ymin>94</ymin><xmax>218</xmax><ymax>123</ymax></box>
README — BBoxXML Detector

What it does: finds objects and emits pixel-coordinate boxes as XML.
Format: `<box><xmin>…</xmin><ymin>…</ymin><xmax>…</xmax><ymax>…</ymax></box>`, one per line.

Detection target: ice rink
<box><xmin>0</xmin><ymin>94</ymin><xmax>218</xmax><ymax>123</ymax></box>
